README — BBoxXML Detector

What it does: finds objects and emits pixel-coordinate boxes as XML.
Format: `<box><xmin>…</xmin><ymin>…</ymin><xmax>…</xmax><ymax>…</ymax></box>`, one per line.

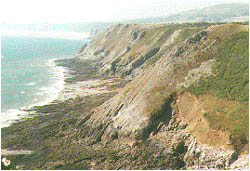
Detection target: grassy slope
<box><xmin>187</xmin><ymin>30</ymin><xmax>249</xmax><ymax>152</ymax></box>
<box><xmin>146</xmin><ymin>23</ymin><xmax>211</xmax><ymax>65</ymax></box>
<box><xmin>188</xmin><ymin>31</ymin><xmax>249</xmax><ymax>101</ymax></box>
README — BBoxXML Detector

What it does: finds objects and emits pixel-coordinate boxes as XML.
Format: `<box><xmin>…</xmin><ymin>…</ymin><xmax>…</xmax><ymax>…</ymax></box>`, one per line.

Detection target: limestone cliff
<box><xmin>2</xmin><ymin>23</ymin><xmax>248</xmax><ymax>170</ymax></box>
<box><xmin>74</xmin><ymin>23</ymin><xmax>249</xmax><ymax>169</ymax></box>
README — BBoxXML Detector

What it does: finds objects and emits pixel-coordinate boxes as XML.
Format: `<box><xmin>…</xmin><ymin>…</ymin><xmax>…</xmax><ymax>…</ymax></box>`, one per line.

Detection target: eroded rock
<box><xmin>186</xmin><ymin>31</ymin><xmax>207</xmax><ymax>44</ymax></box>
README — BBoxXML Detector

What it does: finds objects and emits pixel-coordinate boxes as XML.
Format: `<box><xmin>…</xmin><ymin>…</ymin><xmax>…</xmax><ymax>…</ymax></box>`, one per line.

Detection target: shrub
<box><xmin>187</xmin><ymin>31</ymin><xmax>249</xmax><ymax>101</ymax></box>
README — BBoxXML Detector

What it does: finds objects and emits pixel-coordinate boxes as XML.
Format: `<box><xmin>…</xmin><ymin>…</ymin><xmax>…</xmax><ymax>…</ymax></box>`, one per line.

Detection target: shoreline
<box><xmin>0</xmin><ymin>56</ymin><xmax>121</xmax><ymax>169</ymax></box>
<box><xmin>1</xmin><ymin>55</ymin><xmax>124</xmax><ymax>128</ymax></box>
<box><xmin>1</xmin><ymin>22</ymin><xmax>249</xmax><ymax>170</ymax></box>
<box><xmin>1</xmin><ymin>57</ymin><xmax>70</xmax><ymax>128</ymax></box>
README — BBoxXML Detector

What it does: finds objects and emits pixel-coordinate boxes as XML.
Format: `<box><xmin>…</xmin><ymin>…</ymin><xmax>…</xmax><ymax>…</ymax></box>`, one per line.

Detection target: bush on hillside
<box><xmin>187</xmin><ymin>31</ymin><xmax>249</xmax><ymax>101</ymax></box>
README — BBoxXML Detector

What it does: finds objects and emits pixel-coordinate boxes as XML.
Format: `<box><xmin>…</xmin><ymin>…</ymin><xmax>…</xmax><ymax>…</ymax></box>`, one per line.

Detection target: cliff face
<box><xmin>2</xmin><ymin>23</ymin><xmax>248</xmax><ymax>170</ymax></box>
<box><xmin>76</xmin><ymin>24</ymin><xmax>181</xmax><ymax>78</ymax></box>
<box><xmin>76</xmin><ymin>24</ymin><xmax>247</xmax><ymax>140</ymax></box>
<box><xmin>74</xmin><ymin>23</ymin><xmax>249</xmax><ymax>169</ymax></box>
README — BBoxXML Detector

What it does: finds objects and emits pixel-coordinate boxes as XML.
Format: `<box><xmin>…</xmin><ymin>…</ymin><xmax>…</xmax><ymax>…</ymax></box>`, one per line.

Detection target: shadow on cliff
<box><xmin>141</xmin><ymin>93</ymin><xmax>176</xmax><ymax>140</ymax></box>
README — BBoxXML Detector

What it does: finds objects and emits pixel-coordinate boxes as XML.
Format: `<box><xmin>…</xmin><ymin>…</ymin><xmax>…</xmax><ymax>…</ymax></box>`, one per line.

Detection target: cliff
<box><xmin>76</xmin><ymin>23</ymin><xmax>248</xmax><ymax>147</ymax></box>
<box><xmin>1</xmin><ymin>23</ymin><xmax>249</xmax><ymax>170</ymax></box>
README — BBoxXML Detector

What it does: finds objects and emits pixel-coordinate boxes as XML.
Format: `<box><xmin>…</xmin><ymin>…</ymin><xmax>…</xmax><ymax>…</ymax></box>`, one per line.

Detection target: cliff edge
<box><xmin>2</xmin><ymin>23</ymin><xmax>249</xmax><ymax>170</ymax></box>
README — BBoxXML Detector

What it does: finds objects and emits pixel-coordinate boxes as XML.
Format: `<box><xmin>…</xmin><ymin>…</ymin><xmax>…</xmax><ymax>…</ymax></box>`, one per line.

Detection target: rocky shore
<box><xmin>1</xmin><ymin>23</ymin><xmax>249</xmax><ymax>170</ymax></box>
<box><xmin>1</xmin><ymin>60</ymin><xmax>115</xmax><ymax>169</ymax></box>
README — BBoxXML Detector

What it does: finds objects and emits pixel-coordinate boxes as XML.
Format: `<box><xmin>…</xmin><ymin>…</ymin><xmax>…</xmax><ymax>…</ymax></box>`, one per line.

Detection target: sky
<box><xmin>0</xmin><ymin>0</ymin><xmax>248</xmax><ymax>24</ymax></box>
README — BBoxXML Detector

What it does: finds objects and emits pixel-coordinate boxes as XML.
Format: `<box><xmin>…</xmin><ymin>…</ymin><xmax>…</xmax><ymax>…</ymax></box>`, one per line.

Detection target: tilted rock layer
<box><xmin>75</xmin><ymin>23</ymin><xmax>248</xmax><ymax>169</ymax></box>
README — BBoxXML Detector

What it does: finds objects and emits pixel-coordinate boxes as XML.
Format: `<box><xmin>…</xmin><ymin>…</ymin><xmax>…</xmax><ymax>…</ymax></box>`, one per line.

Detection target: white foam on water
<box><xmin>1</xmin><ymin>109</ymin><xmax>31</xmax><ymax>128</ymax></box>
<box><xmin>21</xmin><ymin>58</ymin><xmax>69</xmax><ymax>109</ymax></box>
<box><xmin>1</xmin><ymin>57</ymin><xmax>71</xmax><ymax>128</ymax></box>
<box><xmin>26</xmin><ymin>82</ymin><xmax>36</xmax><ymax>86</ymax></box>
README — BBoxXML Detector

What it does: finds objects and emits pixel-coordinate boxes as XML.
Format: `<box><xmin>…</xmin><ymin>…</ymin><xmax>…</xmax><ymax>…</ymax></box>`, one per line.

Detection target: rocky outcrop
<box><xmin>93</xmin><ymin>47</ymin><xmax>105</xmax><ymax>56</ymax></box>
<box><xmin>73</xmin><ymin>23</ymin><xmax>249</xmax><ymax>169</ymax></box>
<box><xmin>186</xmin><ymin>31</ymin><xmax>207</xmax><ymax>44</ymax></box>
<box><xmin>2</xmin><ymin>23</ymin><xmax>249</xmax><ymax>170</ymax></box>
<box><xmin>76</xmin><ymin>24</ymin><xmax>184</xmax><ymax>78</ymax></box>
<box><xmin>78</xmin><ymin>43</ymin><xmax>88</xmax><ymax>53</ymax></box>
<box><xmin>177</xmin><ymin>59</ymin><xmax>218</xmax><ymax>88</ymax></box>
<box><xmin>131</xmin><ymin>47</ymin><xmax>160</xmax><ymax>69</ymax></box>
<box><xmin>77</xmin><ymin>24</ymin><xmax>217</xmax><ymax>141</ymax></box>
<box><xmin>1</xmin><ymin>23</ymin><xmax>248</xmax><ymax>170</ymax></box>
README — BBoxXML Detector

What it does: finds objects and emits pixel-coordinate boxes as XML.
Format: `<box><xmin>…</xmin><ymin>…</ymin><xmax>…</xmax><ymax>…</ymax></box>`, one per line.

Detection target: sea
<box><xmin>1</xmin><ymin>35</ymin><xmax>88</xmax><ymax>127</ymax></box>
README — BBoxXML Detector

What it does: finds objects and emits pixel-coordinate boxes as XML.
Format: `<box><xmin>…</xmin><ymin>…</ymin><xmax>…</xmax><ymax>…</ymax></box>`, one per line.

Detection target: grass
<box><xmin>143</xmin><ymin>25</ymin><xmax>177</xmax><ymax>45</ymax></box>
<box><xmin>145</xmin><ymin>23</ymin><xmax>209</xmax><ymax>65</ymax></box>
<box><xmin>187</xmin><ymin>31</ymin><xmax>249</xmax><ymax>101</ymax></box>
<box><xmin>184</xmin><ymin>29</ymin><xmax>249</xmax><ymax>153</ymax></box>
<box><xmin>200</xmin><ymin>94</ymin><xmax>249</xmax><ymax>152</ymax></box>
<box><xmin>2</xmin><ymin>23</ymin><xmax>248</xmax><ymax>169</ymax></box>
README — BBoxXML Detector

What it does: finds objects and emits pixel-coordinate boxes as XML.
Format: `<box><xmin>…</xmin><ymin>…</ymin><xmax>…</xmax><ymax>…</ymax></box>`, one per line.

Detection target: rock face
<box><xmin>77</xmin><ymin>24</ymin><xmax>214</xmax><ymax>141</ymax></box>
<box><xmin>177</xmin><ymin>59</ymin><xmax>218</xmax><ymax>88</ymax></box>
<box><xmin>73</xmin><ymin>23</ymin><xmax>249</xmax><ymax>169</ymax></box>
<box><xmin>76</xmin><ymin>24</ymin><xmax>182</xmax><ymax>78</ymax></box>
<box><xmin>186</xmin><ymin>31</ymin><xmax>207</xmax><ymax>44</ymax></box>
<box><xmin>1</xmin><ymin>24</ymin><xmax>248</xmax><ymax>170</ymax></box>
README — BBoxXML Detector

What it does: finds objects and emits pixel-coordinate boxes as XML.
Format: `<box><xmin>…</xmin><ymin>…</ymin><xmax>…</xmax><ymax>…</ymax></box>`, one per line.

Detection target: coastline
<box><xmin>1</xmin><ymin>51</ymin><xmax>125</xmax><ymax>128</ymax></box>
<box><xmin>1</xmin><ymin>56</ymin><xmax>124</xmax><ymax>169</ymax></box>
<box><xmin>1</xmin><ymin>57</ymin><xmax>69</xmax><ymax>128</ymax></box>
<box><xmin>1</xmin><ymin>35</ymin><xmax>88</xmax><ymax>128</ymax></box>
<box><xmin>2</xmin><ymin>22</ymin><xmax>248</xmax><ymax>170</ymax></box>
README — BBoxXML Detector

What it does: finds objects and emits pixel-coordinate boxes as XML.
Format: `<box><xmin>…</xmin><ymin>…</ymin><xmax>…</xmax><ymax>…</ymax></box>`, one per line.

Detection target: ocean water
<box><xmin>1</xmin><ymin>35</ymin><xmax>88</xmax><ymax>127</ymax></box>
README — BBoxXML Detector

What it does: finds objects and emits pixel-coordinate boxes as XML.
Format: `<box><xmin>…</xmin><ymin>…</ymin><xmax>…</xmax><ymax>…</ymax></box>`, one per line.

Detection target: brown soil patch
<box><xmin>176</xmin><ymin>92</ymin><xmax>232</xmax><ymax>149</ymax></box>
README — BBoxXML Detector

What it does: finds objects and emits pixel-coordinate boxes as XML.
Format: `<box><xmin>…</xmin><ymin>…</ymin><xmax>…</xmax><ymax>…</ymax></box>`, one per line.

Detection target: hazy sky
<box><xmin>0</xmin><ymin>0</ymin><xmax>249</xmax><ymax>24</ymax></box>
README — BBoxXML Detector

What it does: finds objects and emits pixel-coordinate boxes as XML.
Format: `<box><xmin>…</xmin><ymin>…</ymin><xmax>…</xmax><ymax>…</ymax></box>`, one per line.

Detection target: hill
<box><xmin>1</xmin><ymin>23</ymin><xmax>249</xmax><ymax>170</ymax></box>
<box><xmin>126</xmin><ymin>3</ymin><xmax>249</xmax><ymax>23</ymax></box>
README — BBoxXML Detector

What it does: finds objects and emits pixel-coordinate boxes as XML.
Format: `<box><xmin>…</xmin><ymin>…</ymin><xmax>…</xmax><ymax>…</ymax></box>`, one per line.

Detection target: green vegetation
<box><xmin>1</xmin><ymin>93</ymin><xmax>186</xmax><ymax>170</ymax></box>
<box><xmin>146</xmin><ymin>46</ymin><xmax>170</xmax><ymax>65</ymax></box>
<box><xmin>178</xmin><ymin>26</ymin><xmax>204</xmax><ymax>42</ymax></box>
<box><xmin>143</xmin><ymin>24</ymin><xmax>179</xmax><ymax>45</ymax></box>
<box><xmin>2</xmin><ymin>23</ymin><xmax>249</xmax><ymax>169</ymax></box>
<box><xmin>186</xmin><ymin>31</ymin><xmax>249</xmax><ymax>152</ymax></box>
<box><xmin>146</xmin><ymin>23</ymin><xmax>211</xmax><ymax>65</ymax></box>
<box><xmin>188</xmin><ymin>31</ymin><xmax>249</xmax><ymax>101</ymax></box>
<box><xmin>202</xmin><ymin>102</ymin><xmax>249</xmax><ymax>152</ymax></box>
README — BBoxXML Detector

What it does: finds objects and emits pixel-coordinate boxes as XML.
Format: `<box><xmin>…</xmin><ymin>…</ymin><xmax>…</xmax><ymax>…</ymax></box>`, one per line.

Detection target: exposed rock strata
<box><xmin>74</xmin><ymin>23</ymin><xmax>248</xmax><ymax>169</ymax></box>
<box><xmin>2</xmin><ymin>23</ymin><xmax>248</xmax><ymax>170</ymax></box>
